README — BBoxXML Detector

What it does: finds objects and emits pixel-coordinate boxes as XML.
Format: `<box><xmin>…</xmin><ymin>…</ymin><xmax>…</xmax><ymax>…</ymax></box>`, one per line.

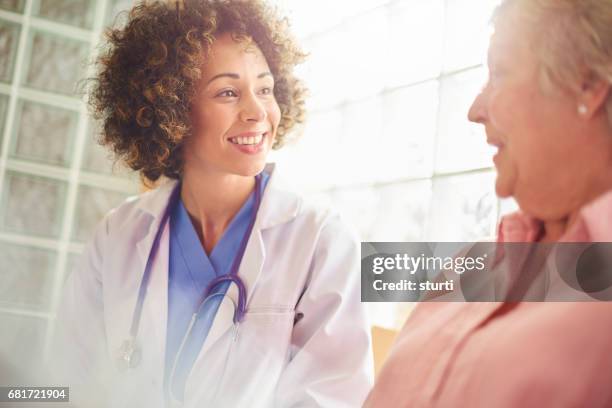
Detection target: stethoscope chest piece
<box><xmin>116</xmin><ymin>338</ymin><xmax>142</xmax><ymax>371</ymax></box>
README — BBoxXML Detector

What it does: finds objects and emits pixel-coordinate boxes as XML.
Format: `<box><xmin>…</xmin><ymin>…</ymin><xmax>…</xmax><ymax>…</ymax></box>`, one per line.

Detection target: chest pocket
<box><xmin>212</xmin><ymin>306</ymin><xmax>296</xmax><ymax>406</ymax></box>
<box><xmin>235</xmin><ymin>306</ymin><xmax>295</xmax><ymax>364</ymax></box>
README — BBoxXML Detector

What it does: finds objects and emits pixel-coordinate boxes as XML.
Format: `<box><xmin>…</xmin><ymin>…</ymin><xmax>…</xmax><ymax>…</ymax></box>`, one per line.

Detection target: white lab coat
<box><xmin>52</xmin><ymin>163</ymin><xmax>374</xmax><ymax>408</ymax></box>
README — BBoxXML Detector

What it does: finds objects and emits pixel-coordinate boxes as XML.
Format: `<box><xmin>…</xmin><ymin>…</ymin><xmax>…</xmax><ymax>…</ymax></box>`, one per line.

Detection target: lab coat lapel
<box><xmin>196</xmin><ymin>229</ymin><xmax>266</xmax><ymax>357</ymax></box>
<box><xmin>135</xmin><ymin>180</ymin><xmax>178</xmax><ymax>265</ymax></box>
<box><xmin>132</xmin><ymin>180</ymin><xmax>178</xmax><ymax>375</ymax></box>
<box><xmin>141</xmin><ymin>220</ymin><xmax>170</xmax><ymax>377</ymax></box>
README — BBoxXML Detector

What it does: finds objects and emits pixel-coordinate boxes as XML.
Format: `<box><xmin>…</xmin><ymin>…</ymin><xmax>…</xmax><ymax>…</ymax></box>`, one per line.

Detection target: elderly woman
<box><xmin>365</xmin><ymin>0</ymin><xmax>612</xmax><ymax>406</ymax></box>
<box><xmin>52</xmin><ymin>1</ymin><xmax>373</xmax><ymax>407</ymax></box>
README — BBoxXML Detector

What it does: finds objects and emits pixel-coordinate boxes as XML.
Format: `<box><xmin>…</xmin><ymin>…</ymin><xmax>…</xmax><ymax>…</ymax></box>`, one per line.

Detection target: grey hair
<box><xmin>494</xmin><ymin>0</ymin><xmax>612</xmax><ymax>125</ymax></box>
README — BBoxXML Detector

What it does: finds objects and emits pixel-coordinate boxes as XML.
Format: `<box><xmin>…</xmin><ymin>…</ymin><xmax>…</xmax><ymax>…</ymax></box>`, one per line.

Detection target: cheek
<box><xmin>195</xmin><ymin>105</ymin><xmax>232</xmax><ymax>138</ymax></box>
<box><xmin>270</xmin><ymin>102</ymin><xmax>281</xmax><ymax>127</ymax></box>
<box><xmin>488</xmin><ymin>84</ymin><xmax>534</xmax><ymax>133</ymax></box>
<box><xmin>490</xmin><ymin>86</ymin><xmax>546</xmax><ymax>157</ymax></box>
<box><xmin>266</xmin><ymin>101</ymin><xmax>282</xmax><ymax>144</ymax></box>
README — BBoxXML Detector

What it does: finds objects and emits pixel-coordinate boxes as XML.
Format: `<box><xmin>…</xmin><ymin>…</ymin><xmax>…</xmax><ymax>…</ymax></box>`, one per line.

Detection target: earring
<box><xmin>578</xmin><ymin>104</ymin><xmax>588</xmax><ymax>116</ymax></box>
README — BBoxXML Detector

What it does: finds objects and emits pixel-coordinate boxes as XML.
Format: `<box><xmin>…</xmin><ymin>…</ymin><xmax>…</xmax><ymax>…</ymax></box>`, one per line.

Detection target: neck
<box><xmin>181</xmin><ymin>167</ymin><xmax>256</xmax><ymax>254</ymax></box>
<box><xmin>541</xmin><ymin>172</ymin><xmax>612</xmax><ymax>242</ymax></box>
<box><xmin>540</xmin><ymin>218</ymin><xmax>568</xmax><ymax>242</ymax></box>
<box><xmin>540</xmin><ymin>122</ymin><xmax>612</xmax><ymax>242</ymax></box>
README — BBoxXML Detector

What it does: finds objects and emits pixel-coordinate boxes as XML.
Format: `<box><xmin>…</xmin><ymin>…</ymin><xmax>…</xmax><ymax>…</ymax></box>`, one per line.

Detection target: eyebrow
<box><xmin>206</xmin><ymin>71</ymin><xmax>273</xmax><ymax>86</ymax></box>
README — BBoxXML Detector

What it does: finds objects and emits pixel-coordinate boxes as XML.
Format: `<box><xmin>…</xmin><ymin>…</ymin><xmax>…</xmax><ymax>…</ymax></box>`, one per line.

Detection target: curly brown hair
<box><xmin>89</xmin><ymin>0</ymin><xmax>307</xmax><ymax>182</ymax></box>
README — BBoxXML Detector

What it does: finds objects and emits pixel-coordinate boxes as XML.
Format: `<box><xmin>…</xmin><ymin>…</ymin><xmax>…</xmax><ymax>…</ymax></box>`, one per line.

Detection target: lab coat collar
<box><xmin>134</xmin><ymin>163</ymin><xmax>301</xmax><ymax>232</ymax></box>
<box><xmin>134</xmin><ymin>178</ymin><xmax>178</xmax><ymax>220</ymax></box>
<box><xmin>256</xmin><ymin>163</ymin><xmax>302</xmax><ymax>230</ymax></box>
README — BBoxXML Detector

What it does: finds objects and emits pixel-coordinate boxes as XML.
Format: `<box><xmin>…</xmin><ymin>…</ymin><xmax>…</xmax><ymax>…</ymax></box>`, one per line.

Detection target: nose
<box><xmin>468</xmin><ymin>87</ymin><xmax>487</xmax><ymax>124</ymax></box>
<box><xmin>240</xmin><ymin>92</ymin><xmax>267</xmax><ymax>123</ymax></box>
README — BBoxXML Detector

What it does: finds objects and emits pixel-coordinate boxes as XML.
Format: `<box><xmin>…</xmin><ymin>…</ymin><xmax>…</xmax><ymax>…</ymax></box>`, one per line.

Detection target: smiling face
<box><xmin>467</xmin><ymin>7</ymin><xmax>603</xmax><ymax>220</ymax></box>
<box><xmin>184</xmin><ymin>32</ymin><xmax>281</xmax><ymax>178</ymax></box>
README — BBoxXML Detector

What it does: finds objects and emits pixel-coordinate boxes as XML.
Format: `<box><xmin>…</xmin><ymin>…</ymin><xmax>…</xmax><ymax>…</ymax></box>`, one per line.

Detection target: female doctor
<box><xmin>52</xmin><ymin>1</ymin><xmax>373</xmax><ymax>406</ymax></box>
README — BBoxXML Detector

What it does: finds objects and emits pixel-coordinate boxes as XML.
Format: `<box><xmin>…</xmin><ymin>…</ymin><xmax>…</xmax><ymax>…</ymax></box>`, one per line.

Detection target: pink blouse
<box><xmin>364</xmin><ymin>191</ymin><xmax>612</xmax><ymax>408</ymax></box>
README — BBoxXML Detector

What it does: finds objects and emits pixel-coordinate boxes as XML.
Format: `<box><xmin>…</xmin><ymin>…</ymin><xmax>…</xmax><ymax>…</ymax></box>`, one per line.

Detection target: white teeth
<box><xmin>230</xmin><ymin>134</ymin><xmax>264</xmax><ymax>145</ymax></box>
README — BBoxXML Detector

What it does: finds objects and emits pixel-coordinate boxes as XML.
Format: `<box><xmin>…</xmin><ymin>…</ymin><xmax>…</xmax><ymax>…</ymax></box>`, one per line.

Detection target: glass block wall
<box><xmin>270</xmin><ymin>0</ymin><xmax>517</xmax><ymax>328</ymax></box>
<box><xmin>0</xmin><ymin>0</ymin><xmax>137</xmax><ymax>381</ymax></box>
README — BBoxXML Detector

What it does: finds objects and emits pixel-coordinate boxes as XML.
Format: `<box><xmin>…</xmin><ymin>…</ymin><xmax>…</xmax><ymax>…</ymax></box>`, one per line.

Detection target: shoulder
<box><xmin>299</xmin><ymin>197</ymin><xmax>358</xmax><ymax>244</ymax></box>
<box><xmin>266</xmin><ymin>184</ymin><xmax>357</xmax><ymax>245</ymax></box>
<box><xmin>277</xmin><ymin>191</ymin><xmax>360</xmax><ymax>264</ymax></box>
<box><xmin>96</xmin><ymin>179</ymin><xmax>177</xmax><ymax>237</ymax></box>
<box><xmin>264</xmin><ymin>164</ymin><xmax>357</xmax><ymax>243</ymax></box>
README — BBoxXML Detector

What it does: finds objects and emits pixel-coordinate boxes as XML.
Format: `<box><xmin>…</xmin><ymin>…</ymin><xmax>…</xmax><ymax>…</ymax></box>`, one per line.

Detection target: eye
<box><xmin>259</xmin><ymin>86</ymin><xmax>274</xmax><ymax>95</ymax></box>
<box><xmin>216</xmin><ymin>89</ymin><xmax>238</xmax><ymax>98</ymax></box>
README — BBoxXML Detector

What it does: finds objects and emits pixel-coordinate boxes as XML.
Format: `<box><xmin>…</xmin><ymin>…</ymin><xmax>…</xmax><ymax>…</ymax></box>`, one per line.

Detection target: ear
<box><xmin>579</xmin><ymin>73</ymin><xmax>610</xmax><ymax>119</ymax></box>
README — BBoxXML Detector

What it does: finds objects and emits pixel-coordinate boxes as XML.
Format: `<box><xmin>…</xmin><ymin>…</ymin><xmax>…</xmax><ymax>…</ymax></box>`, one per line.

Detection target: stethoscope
<box><xmin>115</xmin><ymin>174</ymin><xmax>263</xmax><ymax>387</ymax></box>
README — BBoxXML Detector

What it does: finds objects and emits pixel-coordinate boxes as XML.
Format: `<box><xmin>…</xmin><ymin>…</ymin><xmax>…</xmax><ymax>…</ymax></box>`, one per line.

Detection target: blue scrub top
<box><xmin>164</xmin><ymin>173</ymin><xmax>269</xmax><ymax>400</ymax></box>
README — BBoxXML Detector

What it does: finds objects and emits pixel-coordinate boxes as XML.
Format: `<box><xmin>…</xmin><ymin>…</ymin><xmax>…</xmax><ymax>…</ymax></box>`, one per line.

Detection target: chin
<box><xmin>494</xmin><ymin>179</ymin><xmax>513</xmax><ymax>199</ymax></box>
<box><xmin>233</xmin><ymin>161</ymin><xmax>267</xmax><ymax>177</ymax></box>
